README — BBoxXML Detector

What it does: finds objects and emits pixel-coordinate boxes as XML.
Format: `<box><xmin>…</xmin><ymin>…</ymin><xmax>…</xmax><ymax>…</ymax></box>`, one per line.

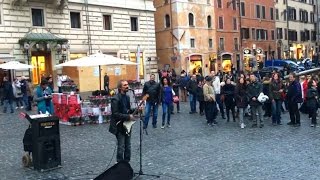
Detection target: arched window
<box><xmin>165</xmin><ymin>14</ymin><xmax>170</xmax><ymax>28</ymax></box>
<box><xmin>207</xmin><ymin>15</ymin><xmax>212</xmax><ymax>28</ymax></box>
<box><xmin>188</xmin><ymin>13</ymin><xmax>194</xmax><ymax>26</ymax></box>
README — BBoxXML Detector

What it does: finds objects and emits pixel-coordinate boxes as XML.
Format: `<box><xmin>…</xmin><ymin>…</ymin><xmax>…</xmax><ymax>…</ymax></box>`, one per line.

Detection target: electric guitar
<box><xmin>123</xmin><ymin>94</ymin><xmax>149</xmax><ymax>134</ymax></box>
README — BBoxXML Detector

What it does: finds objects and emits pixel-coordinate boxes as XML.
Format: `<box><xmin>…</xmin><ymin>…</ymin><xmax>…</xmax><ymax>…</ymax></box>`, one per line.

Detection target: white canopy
<box><xmin>55</xmin><ymin>53</ymin><xmax>137</xmax><ymax>67</ymax></box>
<box><xmin>0</xmin><ymin>61</ymin><xmax>33</xmax><ymax>70</ymax></box>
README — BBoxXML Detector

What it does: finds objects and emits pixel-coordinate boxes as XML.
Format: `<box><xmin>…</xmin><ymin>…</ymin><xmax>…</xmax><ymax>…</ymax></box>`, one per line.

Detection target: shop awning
<box><xmin>19</xmin><ymin>32</ymin><xmax>68</xmax><ymax>44</ymax></box>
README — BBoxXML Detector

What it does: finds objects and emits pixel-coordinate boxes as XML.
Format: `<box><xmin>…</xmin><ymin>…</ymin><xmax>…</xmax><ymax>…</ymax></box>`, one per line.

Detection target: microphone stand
<box><xmin>130</xmin><ymin>89</ymin><xmax>160</xmax><ymax>179</ymax></box>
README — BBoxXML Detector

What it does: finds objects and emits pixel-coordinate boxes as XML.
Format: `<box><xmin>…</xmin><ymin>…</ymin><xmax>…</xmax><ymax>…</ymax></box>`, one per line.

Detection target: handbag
<box><xmin>173</xmin><ymin>95</ymin><xmax>179</xmax><ymax>103</ymax></box>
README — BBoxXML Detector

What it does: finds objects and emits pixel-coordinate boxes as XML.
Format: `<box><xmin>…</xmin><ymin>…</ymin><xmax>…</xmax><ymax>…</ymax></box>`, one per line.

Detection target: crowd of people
<box><xmin>142</xmin><ymin>68</ymin><xmax>320</xmax><ymax>130</ymax></box>
<box><xmin>0</xmin><ymin>74</ymin><xmax>55</xmax><ymax>114</ymax></box>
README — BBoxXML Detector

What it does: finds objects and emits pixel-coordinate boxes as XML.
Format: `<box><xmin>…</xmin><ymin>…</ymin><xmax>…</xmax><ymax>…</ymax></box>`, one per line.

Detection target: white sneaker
<box><xmin>20</xmin><ymin>106</ymin><xmax>24</xmax><ymax>109</ymax></box>
<box><xmin>161</xmin><ymin>125</ymin><xmax>165</xmax><ymax>129</ymax></box>
<box><xmin>241</xmin><ymin>123</ymin><xmax>245</xmax><ymax>129</ymax></box>
<box><xmin>167</xmin><ymin>124</ymin><xmax>171</xmax><ymax>128</ymax></box>
<box><xmin>15</xmin><ymin>107</ymin><xmax>19</xmax><ymax>109</ymax></box>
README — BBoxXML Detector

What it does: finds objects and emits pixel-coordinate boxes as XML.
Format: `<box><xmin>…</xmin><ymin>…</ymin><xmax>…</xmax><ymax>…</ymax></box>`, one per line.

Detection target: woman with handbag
<box><xmin>160</xmin><ymin>77</ymin><xmax>174</xmax><ymax>129</ymax></box>
<box><xmin>235</xmin><ymin>77</ymin><xmax>248</xmax><ymax>129</ymax></box>
<box><xmin>269</xmin><ymin>73</ymin><xmax>284</xmax><ymax>125</ymax></box>
<box><xmin>306</xmin><ymin>80</ymin><xmax>319</xmax><ymax>127</ymax></box>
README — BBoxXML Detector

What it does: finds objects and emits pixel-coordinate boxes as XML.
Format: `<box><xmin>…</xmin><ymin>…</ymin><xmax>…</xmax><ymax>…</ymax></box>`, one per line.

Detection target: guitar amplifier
<box><xmin>26</xmin><ymin>114</ymin><xmax>61</xmax><ymax>171</ymax></box>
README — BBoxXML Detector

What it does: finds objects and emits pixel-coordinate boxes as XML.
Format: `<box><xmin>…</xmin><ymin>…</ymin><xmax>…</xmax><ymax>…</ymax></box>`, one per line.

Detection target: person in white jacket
<box><xmin>210</xmin><ymin>71</ymin><xmax>225</xmax><ymax>119</ymax></box>
<box><xmin>12</xmin><ymin>78</ymin><xmax>24</xmax><ymax>109</ymax></box>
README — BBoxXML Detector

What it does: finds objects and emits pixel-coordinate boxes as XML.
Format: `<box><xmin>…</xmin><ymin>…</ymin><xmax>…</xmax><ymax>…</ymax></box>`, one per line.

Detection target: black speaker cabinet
<box><xmin>31</xmin><ymin>116</ymin><xmax>61</xmax><ymax>171</ymax></box>
<box><xmin>94</xmin><ymin>161</ymin><xmax>133</xmax><ymax>180</ymax></box>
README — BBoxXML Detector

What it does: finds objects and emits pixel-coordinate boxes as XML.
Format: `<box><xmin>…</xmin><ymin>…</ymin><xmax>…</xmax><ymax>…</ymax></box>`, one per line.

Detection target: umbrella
<box><xmin>0</xmin><ymin>61</ymin><xmax>33</xmax><ymax>70</ymax></box>
<box><xmin>55</xmin><ymin>53</ymin><xmax>137</xmax><ymax>92</ymax></box>
<box><xmin>56</xmin><ymin>53</ymin><xmax>137</xmax><ymax>67</ymax></box>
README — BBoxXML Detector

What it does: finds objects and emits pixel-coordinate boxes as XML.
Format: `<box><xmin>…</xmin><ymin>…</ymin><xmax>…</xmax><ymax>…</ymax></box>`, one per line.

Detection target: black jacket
<box><xmin>104</xmin><ymin>75</ymin><xmax>109</xmax><ymax>87</ymax></box>
<box><xmin>235</xmin><ymin>84</ymin><xmax>248</xmax><ymax>108</ymax></box>
<box><xmin>171</xmin><ymin>76</ymin><xmax>180</xmax><ymax>95</ymax></box>
<box><xmin>287</xmin><ymin>80</ymin><xmax>303</xmax><ymax>103</ymax></box>
<box><xmin>187</xmin><ymin>80</ymin><xmax>197</xmax><ymax>95</ymax></box>
<box><xmin>262</xmin><ymin>80</ymin><xmax>271</xmax><ymax>103</ymax></box>
<box><xmin>306</xmin><ymin>88</ymin><xmax>318</xmax><ymax>108</ymax></box>
<box><xmin>269</xmin><ymin>80</ymin><xmax>283</xmax><ymax>100</ymax></box>
<box><xmin>20</xmin><ymin>79</ymin><xmax>27</xmax><ymax>94</ymax></box>
<box><xmin>143</xmin><ymin>80</ymin><xmax>161</xmax><ymax>103</ymax></box>
<box><xmin>247</xmin><ymin>81</ymin><xmax>263</xmax><ymax>106</ymax></box>
<box><xmin>3</xmin><ymin>81</ymin><xmax>14</xmax><ymax>100</ymax></box>
<box><xmin>222</xmin><ymin>83</ymin><xmax>236</xmax><ymax>107</ymax></box>
<box><xmin>109</xmin><ymin>93</ymin><xmax>133</xmax><ymax>135</ymax></box>
<box><xmin>196</xmin><ymin>86</ymin><xmax>204</xmax><ymax>101</ymax></box>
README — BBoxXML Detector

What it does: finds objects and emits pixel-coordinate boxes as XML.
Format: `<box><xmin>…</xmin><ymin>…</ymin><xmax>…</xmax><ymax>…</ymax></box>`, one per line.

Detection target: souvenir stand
<box><xmin>52</xmin><ymin>79</ymin><xmax>83</xmax><ymax>125</ymax></box>
<box><xmin>81</xmin><ymin>96</ymin><xmax>112</xmax><ymax>124</ymax></box>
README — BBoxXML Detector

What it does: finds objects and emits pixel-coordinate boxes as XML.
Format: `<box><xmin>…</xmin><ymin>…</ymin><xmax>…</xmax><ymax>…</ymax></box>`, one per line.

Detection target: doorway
<box><xmin>31</xmin><ymin>52</ymin><xmax>52</xmax><ymax>85</ymax></box>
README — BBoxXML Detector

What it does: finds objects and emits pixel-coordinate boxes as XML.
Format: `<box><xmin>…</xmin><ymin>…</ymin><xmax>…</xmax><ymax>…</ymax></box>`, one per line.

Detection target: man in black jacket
<box><xmin>109</xmin><ymin>80</ymin><xmax>136</xmax><ymax>162</ymax></box>
<box><xmin>104</xmin><ymin>73</ymin><xmax>110</xmax><ymax>93</ymax></box>
<box><xmin>286</xmin><ymin>73</ymin><xmax>302</xmax><ymax>127</ymax></box>
<box><xmin>143</xmin><ymin>74</ymin><xmax>161</xmax><ymax>129</ymax></box>
<box><xmin>187</xmin><ymin>74</ymin><xmax>198</xmax><ymax>114</ymax></box>
<box><xmin>247</xmin><ymin>74</ymin><xmax>264</xmax><ymax>128</ymax></box>
<box><xmin>2</xmin><ymin>77</ymin><xmax>14</xmax><ymax>113</ymax></box>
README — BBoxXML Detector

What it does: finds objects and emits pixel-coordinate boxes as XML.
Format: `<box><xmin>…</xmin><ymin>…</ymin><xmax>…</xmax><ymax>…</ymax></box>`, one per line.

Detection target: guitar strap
<box><xmin>120</xmin><ymin>94</ymin><xmax>129</xmax><ymax>114</ymax></box>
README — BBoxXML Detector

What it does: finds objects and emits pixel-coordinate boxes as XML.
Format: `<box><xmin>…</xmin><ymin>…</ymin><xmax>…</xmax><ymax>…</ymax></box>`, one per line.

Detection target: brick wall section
<box><xmin>241</xmin><ymin>0</ymin><xmax>277</xmax><ymax>60</ymax></box>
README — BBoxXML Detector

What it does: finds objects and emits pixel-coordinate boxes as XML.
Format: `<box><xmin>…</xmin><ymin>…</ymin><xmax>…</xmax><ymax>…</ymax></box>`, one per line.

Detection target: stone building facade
<box><xmin>154</xmin><ymin>0</ymin><xmax>216</xmax><ymax>76</ymax></box>
<box><xmin>0</xmin><ymin>0</ymin><xmax>156</xmax><ymax>91</ymax></box>
<box><xmin>275</xmin><ymin>0</ymin><xmax>317</xmax><ymax>60</ymax></box>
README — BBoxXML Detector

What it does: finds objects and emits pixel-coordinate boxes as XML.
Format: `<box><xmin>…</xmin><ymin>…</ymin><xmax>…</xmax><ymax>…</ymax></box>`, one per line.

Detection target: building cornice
<box><xmin>69</xmin><ymin>0</ymin><xmax>155</xmax><ymax>12</ymax></box>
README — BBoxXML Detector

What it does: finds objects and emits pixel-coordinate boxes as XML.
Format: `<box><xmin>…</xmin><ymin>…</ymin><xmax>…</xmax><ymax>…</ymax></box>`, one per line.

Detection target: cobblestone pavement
<box><xmin>1</xmin><ymin>102</ymin><xmax>320</xmax><ymax>180</ymax></box>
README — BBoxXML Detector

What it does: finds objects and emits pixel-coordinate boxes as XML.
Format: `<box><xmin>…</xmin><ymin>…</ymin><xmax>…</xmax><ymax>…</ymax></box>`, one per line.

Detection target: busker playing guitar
<box><xmin>109</xmin><ymin>80</ymin><xmax>143</xmax><ymax>163</ymax></box>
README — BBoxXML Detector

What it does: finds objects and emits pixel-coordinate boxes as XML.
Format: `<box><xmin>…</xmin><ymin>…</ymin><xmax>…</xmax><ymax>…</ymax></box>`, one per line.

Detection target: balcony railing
<box><xmin>12</xmin><ymin>0</ymin><xmax>68</xmax><ymax>9</ymax></box>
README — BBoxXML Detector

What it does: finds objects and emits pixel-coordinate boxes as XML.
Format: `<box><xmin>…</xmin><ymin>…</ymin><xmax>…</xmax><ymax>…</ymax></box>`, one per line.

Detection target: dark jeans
<box><xmin>216</xmin><ymin>94</ymin><xmax>225</xmax><ymax>117</ymax></box>
<box><xmin>23</xmin><ymin>94</ymin><xmax>28</xmax><ymax>109</ymax></box>
<box><xmin>144</xmin><ymin>101</ymin><xmax>159</xmax><ymax>129</ymax></box>
<box><xmin>162</xmin><ymin>102</ymin><xmax>172</xmax><ymax>125</ymax></box>
<box><xmin>116</xmin><ymin>132</ymin><xmax>131</xmax><ymax>162</ymax></box>
<box><xmin>264</xmin><ymin>102</ymin><xmax>272</xmax><ymax>117</ymax></box>
<box><xmin>205</xmin><ymin>101</ymin><xmax>217</xmax><ymax>124</ymax></box>
<box><xmin>226</xmin><ymin>105</ymin><xmax>235</xmax><ymax>121</ymax></box>
<box><xmin>3</xmin><ymin>99</ymin><xmax>14</xmax><ymax>113</ymax></box>
<box><xmin>15</xmin><ymin>97</ymin><xmax>23</xmax><ymax>107</ymax></box>
<box><xmin>199</xmin><ymin>101</ymin><xmax>205</xmax><ymax>114</ymax></box>
<box><xmin>309</xmin><ymin>106</ymin><xmax>317</xmax><ymax>125</ymax></box>
<box><xmin>172</xmin><ymin>102</ymin><xmax>180</xmax><ymax>112</ymax></box>
<box><xmin>272</xmin><ymin>99</ymin><xmax>282</xmax><ymax>124</ymax></box>
<box><xmin>27</xmin><ymin>96</ymin><xmax>33</xmax><ymax>111</ymax></box>
<box><xmin>189</xmin><ymin>93</ymin><xmax>197</xmax><ymax>113</ymax></box>
<box><xmin>58</xmin><ymin>87</ymin><xmax>62</xmax><ymax>93</ymax></box>
<box><xmin>288</xmin><ymin>101</ymin><xmax>300</xmax><ymax>124</ymax></box>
